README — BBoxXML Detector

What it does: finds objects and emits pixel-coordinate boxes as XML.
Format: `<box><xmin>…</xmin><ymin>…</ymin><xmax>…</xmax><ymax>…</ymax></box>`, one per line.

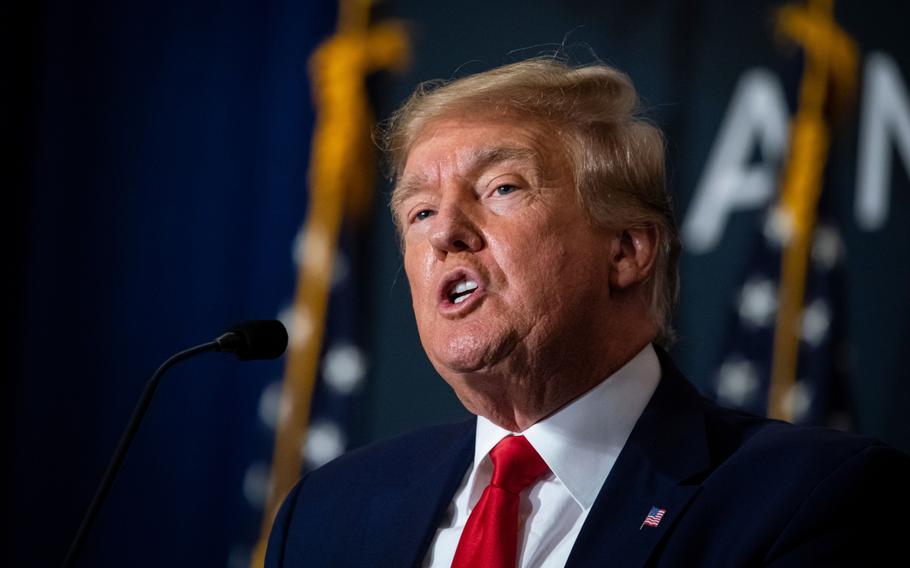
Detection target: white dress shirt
<box><xmin>423</xmin><ymin>344</ymin><xmax>661</xmax><ymax>567</ymax></box>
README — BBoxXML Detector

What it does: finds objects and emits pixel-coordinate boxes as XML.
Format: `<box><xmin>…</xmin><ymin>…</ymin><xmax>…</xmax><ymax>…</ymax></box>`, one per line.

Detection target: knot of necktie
<box><xmin>490</xmin><ymin>435</ymin><xmax>549</xmax><ymax>495</ymax></box>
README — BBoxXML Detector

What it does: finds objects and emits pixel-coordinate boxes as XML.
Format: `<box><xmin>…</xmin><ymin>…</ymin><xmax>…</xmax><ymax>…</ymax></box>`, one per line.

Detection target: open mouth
<box><xmin>447</xmin><ymin>279</ymin><xmax>479</xmax><ymax>304</ymax></box>
<box><xmin>438</xmin><ymin>269</ymin><xmax>484</xmax><ymax>313</ymax></box>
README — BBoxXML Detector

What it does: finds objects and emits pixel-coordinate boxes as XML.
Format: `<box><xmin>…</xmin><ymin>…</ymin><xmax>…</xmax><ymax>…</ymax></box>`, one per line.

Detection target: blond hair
<box><xmin>378</xmin><ymin>57</ymin><xmax>680</xmax><ymax>346</ymax></box>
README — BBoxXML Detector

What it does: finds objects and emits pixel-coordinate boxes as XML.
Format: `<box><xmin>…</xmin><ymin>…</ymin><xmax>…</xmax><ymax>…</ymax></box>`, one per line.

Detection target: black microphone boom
<box><xmin>62</xmin><ymin>320</ymin><xmax>288</xmax><ymax>568</ymax></box>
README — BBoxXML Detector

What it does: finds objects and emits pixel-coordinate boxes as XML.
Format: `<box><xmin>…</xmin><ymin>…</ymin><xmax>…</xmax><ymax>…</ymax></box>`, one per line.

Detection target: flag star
<box><xmin>302</xmin><ymin>420</ymin><xmax>346</xmax><ymax>468</ymax></box>
<box><xmin>332</xmin><ymin>251</ymin><xmax>350</xmax><ymax>286</ymax></box>
<box><xmin>801</xmin><ymin>298</ymin><xmax>831</xmax><ymax>347</ymax></box>
<box><xmin>292</xmin><ymin>225</ymin><xmax>332</xmax><ymax>283</ymax></box>
<box><xmin>322</xmin><ymin>343</ymin><xmax>367</xmax><ymax>394</ymax></box>
<box><xmin>785</xmin><ymin>382</ymin><xmax>813</xmax><ymax>423</ymax></box>
<box><xmin>258</xmin><ymin>380</ymin><xmax>289</xmax><ymax>430</ymax></box>
<box><xmin>763</xmin><ymin>206</ymin><xmax>795</xmax><ymax>248</ymax></box>
<box><xmin>242</xmin><ymin>461</ymin><xmax>271</xmax><ymax>508</ymax></box>
<box><xmin>279</xmin><ymin>304</ymin><xmax>314</xmax><ymax>348</ymax></box>
<box><xmin>811</xmin><ymin>225</ymin><xmax>843</xmax><ymax>270</ymax></box>
<box><xmin>715</xmin><ymin>357</ymin><xmax>759</xmax><ymax>407</ymax></box>
<box><xmin>738</xmin><ymin>277</ymin><xmax>778</xmax><ymax>328</ymax></box>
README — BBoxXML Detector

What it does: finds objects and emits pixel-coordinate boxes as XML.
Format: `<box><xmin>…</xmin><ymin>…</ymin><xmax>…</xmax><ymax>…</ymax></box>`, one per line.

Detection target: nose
<box><xmin>428</xmin><ymin>199</ymin><xmax>484</xmax><ymax>256</ymax></box>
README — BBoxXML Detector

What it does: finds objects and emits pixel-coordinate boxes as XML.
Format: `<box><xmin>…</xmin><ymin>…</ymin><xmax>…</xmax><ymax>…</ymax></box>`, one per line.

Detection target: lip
<box><xmin>436</xmin><ymin>267</ymin><xmax>486</xmax><ymax>318</ymax></box>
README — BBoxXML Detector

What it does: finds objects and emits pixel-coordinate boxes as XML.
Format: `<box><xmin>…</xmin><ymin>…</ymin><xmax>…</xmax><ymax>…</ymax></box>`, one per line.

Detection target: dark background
<box><xmin>7</xmin><ymin>1</ymin><xmax>909</xmax><ymax>566</ymax></box>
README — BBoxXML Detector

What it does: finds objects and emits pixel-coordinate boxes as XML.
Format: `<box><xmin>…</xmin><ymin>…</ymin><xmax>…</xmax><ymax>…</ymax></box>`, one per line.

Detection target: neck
<box><xmin>452</xmin><ymin>332</ymin><xmax>655</xmax><ymax>432</ymax></box>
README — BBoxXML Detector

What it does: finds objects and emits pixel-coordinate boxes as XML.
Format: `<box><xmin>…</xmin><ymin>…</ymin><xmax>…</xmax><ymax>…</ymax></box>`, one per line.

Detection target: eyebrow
<box><xmin>391</xmin><ymin>146</ymin><xmax>540</xmax><ymax>216</ymax></box>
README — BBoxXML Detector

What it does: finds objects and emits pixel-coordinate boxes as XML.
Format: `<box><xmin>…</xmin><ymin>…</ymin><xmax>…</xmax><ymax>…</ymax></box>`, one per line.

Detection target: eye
<box><xmin>494</xmin><ymin>184</ymin><xmax>518</xmax><ymax>196</ymax></box>
<box><xmin>412</xmin><ymin>209</ymin><xmax>435</xmax><ymax>223</ymax></box>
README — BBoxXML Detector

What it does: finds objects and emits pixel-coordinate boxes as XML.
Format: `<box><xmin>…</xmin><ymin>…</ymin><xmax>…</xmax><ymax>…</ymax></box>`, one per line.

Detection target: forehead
<box><xmin>393</xmin><ymin>119</ymin><xmax>556</xmax><ymax>202</ymax></box>
<box><xmin>409</xmin><ymin>118</ymin><xmax>545</xmax><ymax>166</ymax></box>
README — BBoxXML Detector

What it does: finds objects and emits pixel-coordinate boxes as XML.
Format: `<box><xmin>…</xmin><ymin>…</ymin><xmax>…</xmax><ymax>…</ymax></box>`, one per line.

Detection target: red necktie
<box><xmin>451</xmin><ymin>435</ymin><xmax>550</xmax><ymax>568</ymax></box>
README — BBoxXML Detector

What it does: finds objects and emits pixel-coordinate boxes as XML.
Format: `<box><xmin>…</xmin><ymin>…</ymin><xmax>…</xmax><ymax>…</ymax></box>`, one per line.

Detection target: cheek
<box><xmin>404</xmin><ymin>247</ymin><xmax>436</xmax><ymax>328</ymax></box>
<box><xmin>403</xmin><ymin>246</ymin><xmax>433</xmax><ymax>293</ymax></box>
<box><xmin>499</xmin><ymin>232</ymin><xmax>571</xmax><ymax>278</ymax></box>
<box><xmin>505</xmin><ymin>234</ymin><xmax>602</xmax><ymax>315</ymax></box>
<box><xmin>403</xmin><ymin>259</ymin><xmax>422</xmax><ymax>297</ymax></box>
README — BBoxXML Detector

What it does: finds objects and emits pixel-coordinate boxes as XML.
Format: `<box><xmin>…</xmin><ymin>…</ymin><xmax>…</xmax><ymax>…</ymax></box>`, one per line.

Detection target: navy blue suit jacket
<box><xmin>266</xmin><ymin>351</ymin><xmax>910</xmax><ymax>567</ymax></box>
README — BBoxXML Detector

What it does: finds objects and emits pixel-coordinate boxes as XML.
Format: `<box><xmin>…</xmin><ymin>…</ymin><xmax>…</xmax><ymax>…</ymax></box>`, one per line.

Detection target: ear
<box><xmin>609</xmin><ymin>225</ymin><xmax>659</xmax><ymax>290</ymax></box>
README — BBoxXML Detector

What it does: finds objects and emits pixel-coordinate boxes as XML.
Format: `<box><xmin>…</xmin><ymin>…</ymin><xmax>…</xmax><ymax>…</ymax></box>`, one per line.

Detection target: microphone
<box><xmin>215</xmin><ymin>319</ymin><xmax>289</xmax><ymax>360</ymax></box>
<box><xmin>62</xmin><ymin>320</ymin><xmax>288</xmax><ymax>568</ymax></box>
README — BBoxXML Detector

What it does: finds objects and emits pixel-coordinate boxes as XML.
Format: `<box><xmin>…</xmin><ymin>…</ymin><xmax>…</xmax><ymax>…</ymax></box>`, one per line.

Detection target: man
<box><xmin>265</xmin><ymin>58</ymin><xmax>909</xmax><ymax>567</ymax></box>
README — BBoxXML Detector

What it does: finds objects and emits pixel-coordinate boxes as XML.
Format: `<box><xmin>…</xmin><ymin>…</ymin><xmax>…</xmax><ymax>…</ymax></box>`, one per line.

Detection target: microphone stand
<box><xmin>62</xmin><ymin>340</ymin><xmax>218</xmax><ymax>568</ymax></box>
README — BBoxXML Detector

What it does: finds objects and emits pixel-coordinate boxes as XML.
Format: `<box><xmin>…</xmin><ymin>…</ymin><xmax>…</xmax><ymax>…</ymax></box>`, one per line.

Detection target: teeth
<box><xmin>449</xmin><ymin>279</ymin><xmax>478</xmax><ymax>304</ymax></box>
<box><xmin>453</xmin><ymin>280</ymin><xmax>478</xmax><ymax>294</ymax></box>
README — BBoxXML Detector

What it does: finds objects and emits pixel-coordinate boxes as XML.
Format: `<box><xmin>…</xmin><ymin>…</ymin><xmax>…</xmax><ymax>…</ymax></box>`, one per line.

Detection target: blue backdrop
<box><xmin>9</xmin><ymin>1</ymin><xmax>334</xmax><ymax>565</ymax></box>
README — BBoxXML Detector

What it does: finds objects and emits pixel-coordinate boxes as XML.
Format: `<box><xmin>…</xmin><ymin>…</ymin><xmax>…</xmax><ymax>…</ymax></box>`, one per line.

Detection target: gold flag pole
<box><xmin>250</xmin><ymin>1</ymin><xmax>407</xmax><ymax>565</ymax></box>
<box><xmin>768</xmin><ymin>0</ymin><xmax>856</xmax><ymax>421</ymax></box>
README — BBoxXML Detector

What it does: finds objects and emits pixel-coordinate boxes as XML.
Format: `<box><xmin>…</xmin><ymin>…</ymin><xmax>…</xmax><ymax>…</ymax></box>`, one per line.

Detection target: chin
<box><xmin>428</xmin><ymin>331</ymin><xmax>517</xmax><ymax>375</ymax></box>
<box><xmin>431</xmin><ymin>348</ymin><xmax>490</xmax><ymax>375</ymax></box>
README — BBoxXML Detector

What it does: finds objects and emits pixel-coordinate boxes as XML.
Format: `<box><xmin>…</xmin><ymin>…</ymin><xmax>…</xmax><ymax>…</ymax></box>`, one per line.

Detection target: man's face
<box><xmin>395</xmin><ymin>118</ymin><xmax>618</xmax><ymax>392</ymax></box>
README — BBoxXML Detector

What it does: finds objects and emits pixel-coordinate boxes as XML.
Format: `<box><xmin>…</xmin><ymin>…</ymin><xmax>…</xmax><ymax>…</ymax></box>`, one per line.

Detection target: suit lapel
<box><xmin>361</xmin><ymin>420</ymin><xmax>475</xmax><ymax>567</ymax></box>
<box><xmin>566</xmin><ymin>352</ymin><xmax>711</xmax><ymax>568</ymax></box>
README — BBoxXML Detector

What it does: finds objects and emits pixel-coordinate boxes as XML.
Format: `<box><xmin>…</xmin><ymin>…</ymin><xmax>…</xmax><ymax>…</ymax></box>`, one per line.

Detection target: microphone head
<box><xmin>217</xmin><ymin>320</ymin><xmax>288</xmax><ymax>360</ymax></box>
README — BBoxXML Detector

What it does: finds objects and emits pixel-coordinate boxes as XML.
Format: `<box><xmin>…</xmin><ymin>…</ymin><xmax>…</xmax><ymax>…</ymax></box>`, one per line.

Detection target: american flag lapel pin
<box><xmin>640</xmin><ymin>506</ymin><xmax>666</xmax><ymax>530</ymax></box>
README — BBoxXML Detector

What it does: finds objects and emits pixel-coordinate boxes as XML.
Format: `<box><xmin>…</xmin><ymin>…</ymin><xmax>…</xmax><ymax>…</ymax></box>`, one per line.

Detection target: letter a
<box><xmin>683</xmin><ymin>70</ymin><xmax>789</xmax><ymax>253</ymax></box>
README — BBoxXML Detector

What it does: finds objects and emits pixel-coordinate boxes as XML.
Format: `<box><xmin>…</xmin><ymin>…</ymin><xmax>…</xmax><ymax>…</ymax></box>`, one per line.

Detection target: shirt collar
<box><xmin>471</xmin><ymin>343</ymin><xmax>661</xmax><ymax>510</ymax></box>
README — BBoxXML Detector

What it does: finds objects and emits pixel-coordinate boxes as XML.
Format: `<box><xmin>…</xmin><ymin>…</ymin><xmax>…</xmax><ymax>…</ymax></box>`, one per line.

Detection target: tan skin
<box><xmin>395</xmin><ymin>117</ymin><xmax>658</xmax><ymax>432</ymax></box>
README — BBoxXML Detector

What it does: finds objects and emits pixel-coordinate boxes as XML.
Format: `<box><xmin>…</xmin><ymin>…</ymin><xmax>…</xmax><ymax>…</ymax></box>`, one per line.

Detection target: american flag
<box><xmin>707</xmin><ymin>1</ymin><xmax>856</xmax><ymax>431</ymax></box>
<box><xmin>296</xmin><ymin>224</ymin><xmax>368</xmax><ymax>473</ymax></box>
<box><xmin>641</xmin><ymin>507</ymin><xmax>666</xmax><ymax>529</ymax></box>
<box><xmin>708</xmin><ymin>209</ymin><xmax>851</xmax><ymax>429</ymax></box>
<box><xmin>247</xmin><ymin>10</ymin><xmax>409</xmax><ymax>565</ymax></box>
